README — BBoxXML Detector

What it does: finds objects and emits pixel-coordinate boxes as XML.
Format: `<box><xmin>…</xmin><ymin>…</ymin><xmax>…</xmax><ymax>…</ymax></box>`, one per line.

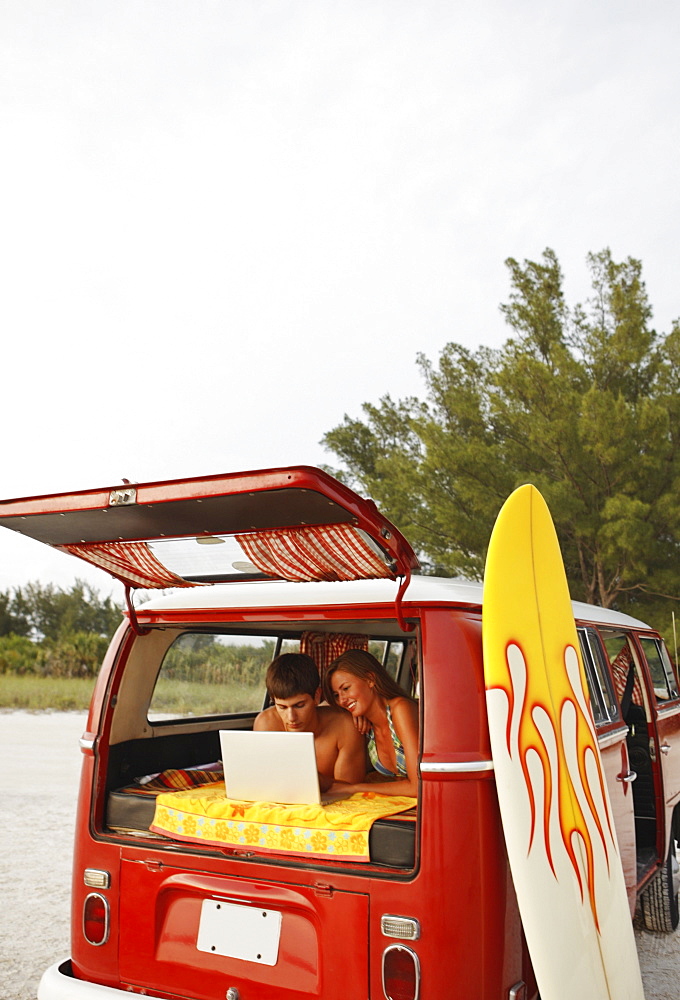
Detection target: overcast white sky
<box><xmin>1</xmin><ymin>0</ymin><xmax>678</xmax><ymax>597</ymax></box>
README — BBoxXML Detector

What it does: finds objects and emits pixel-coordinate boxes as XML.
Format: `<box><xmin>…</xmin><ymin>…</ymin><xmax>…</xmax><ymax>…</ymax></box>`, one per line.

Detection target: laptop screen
<box><xmin>219</xmin><ymin>730</ymin><xmax>321</xmax><ymax>805</ymax></box>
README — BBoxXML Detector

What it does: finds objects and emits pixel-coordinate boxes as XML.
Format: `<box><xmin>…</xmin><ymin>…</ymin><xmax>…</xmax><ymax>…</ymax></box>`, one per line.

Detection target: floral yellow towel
<box><xmin>151</xmin><ymin>783</ymin><xmax>416</xmax><ymax>861</ymax></box>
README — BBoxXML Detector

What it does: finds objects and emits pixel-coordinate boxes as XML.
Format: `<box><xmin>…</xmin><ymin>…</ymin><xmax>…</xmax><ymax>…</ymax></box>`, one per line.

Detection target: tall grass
<box><xmin>0</xmin><ymin>675</ymin><xmax>265</xmax><ymax>715</ymax></box>
<box><xmin>148</xmin><ymin>678</ymin><xmax>264</xmax><ymax>718</ymax></box>
<box><xmin>0</xmin><ymin>674</ymin><xmax>96</xmax><ymax>711</ymax></box>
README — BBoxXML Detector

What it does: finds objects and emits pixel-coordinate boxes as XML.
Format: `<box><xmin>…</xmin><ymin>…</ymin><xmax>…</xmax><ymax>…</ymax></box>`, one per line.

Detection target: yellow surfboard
<box><xmin>482</xmin><ymin>485</ymin><xmax>644</xmax><ymax>1000</ymax></box>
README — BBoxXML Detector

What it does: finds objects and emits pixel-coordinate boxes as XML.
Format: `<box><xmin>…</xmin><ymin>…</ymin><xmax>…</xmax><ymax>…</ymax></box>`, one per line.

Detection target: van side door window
<box><xmin>577</xmin><ymin>627</ymin><xmax>619</xmax><ymax>725</ymax></box>
<box><xmin>599</xmin><ymin>630</ymin><xmax>648</xmax><ymax>727</ymax></box>
<box><xmin>637</xmin><ymin>636</ymin><xmax>680</xmax><ymax>703</ymax></box>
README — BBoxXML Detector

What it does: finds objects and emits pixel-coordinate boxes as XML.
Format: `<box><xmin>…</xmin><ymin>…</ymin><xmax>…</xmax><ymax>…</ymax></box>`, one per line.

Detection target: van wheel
<box><xmin>641</xmin><ymin>840</ymin><xmax>679</xmax><ymax>932</ymax></box>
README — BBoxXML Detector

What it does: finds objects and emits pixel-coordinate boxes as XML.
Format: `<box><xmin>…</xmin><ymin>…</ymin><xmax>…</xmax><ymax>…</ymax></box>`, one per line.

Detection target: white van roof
<box><xmin>137</xmin><ymin>575</ymin><xmax>652</xmax><ymax>630</ymax></box>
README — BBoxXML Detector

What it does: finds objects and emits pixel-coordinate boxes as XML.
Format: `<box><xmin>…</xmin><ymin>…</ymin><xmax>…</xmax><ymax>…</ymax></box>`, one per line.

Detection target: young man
<box><xmin>254</xmin><ymin>652</ymin><xmax>366</xmax><ymax>791</ymax></box>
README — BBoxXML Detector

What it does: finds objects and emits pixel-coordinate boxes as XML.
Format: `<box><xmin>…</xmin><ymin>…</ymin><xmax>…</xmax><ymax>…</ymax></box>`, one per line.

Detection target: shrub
<box><xmin>0</xmin><ymin>634</ymin><xmax>40</xmax><ymax>675</ymax></box>
<box><xmin>36</xmin><ymin>631</ymin><xmax>110</xmax><ymax>679</ymax></box>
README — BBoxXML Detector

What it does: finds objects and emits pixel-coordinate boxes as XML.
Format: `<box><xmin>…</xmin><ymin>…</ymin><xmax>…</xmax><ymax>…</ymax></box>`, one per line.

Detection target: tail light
<box><xmin>83</xmin><ymin>892</ymin><xmax>110</xmax><ymax>946</ymax></box>
<box><xmin>382</xmin><ymin>944</ymin><xmax>420</xmax><ymax>1000</ymax></box>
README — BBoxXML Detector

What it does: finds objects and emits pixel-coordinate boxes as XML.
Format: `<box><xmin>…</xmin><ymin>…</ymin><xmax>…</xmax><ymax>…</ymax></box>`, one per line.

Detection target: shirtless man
<box><xmin>254</xmin><ymin>653</ymin><xmax>366</xmax><ymax>792</ymax></box>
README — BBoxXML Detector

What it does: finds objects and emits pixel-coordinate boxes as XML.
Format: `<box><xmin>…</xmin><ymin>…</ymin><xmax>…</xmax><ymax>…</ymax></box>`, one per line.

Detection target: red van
<box><xmin>1</xmin><ymin>467</ymin><xmax>678</xmax><ymax>1000</ymax></box>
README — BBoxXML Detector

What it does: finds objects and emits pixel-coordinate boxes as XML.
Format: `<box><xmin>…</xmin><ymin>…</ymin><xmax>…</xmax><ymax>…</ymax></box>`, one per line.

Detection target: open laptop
<box><xmin>219</xmin><ymin>730</ymin><xmax>323</xmax><ymax>805</ymax></box>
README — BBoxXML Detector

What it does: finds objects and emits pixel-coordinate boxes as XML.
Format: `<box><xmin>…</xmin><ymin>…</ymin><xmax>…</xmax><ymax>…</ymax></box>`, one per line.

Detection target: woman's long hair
<box><xmin>323</xmin><ymin>648</ymin><xmax>413</xmax><ymax>706</ymax></box>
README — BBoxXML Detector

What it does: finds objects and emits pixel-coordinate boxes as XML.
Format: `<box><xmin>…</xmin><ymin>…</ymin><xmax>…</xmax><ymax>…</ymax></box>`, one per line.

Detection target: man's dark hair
<box><xmin>266</xmin><ymin>653</ymin><xmax>320</xmax><ymax>700</ymax></box>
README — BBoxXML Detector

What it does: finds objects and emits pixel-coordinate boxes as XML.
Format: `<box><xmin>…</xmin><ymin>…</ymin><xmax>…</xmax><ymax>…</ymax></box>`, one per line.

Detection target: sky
<box><xmin>1</xmin><ymin>0</ymin><xmax>679</xmax><ymax>597</ymax></box>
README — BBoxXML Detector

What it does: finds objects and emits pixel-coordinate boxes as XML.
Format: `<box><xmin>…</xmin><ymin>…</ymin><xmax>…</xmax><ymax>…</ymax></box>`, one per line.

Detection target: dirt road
<box><xmin>1</xmin><ymin>711</ymin><xmax>678</xmax><ymax>999</ymax></box>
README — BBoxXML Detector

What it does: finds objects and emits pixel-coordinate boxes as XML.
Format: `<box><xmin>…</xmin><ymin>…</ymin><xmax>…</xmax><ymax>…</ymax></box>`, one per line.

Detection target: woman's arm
<box><xmin>330</xmin><ymin>698</ymin><xmax>419</xmax><ymax>796</ymax></box>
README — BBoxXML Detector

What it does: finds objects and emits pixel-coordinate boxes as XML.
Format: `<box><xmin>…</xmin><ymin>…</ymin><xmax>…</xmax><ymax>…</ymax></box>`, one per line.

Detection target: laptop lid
<box><xmin>219</xmin><ymin>730</ymin><xmax>321</xmax><ymax>805</ymax></box>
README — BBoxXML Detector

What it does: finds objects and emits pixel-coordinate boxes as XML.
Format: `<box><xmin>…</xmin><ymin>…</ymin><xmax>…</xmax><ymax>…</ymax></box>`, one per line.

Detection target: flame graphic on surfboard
<box><xmin>483</xmin><ymin>485</ymin><xmax>644</xmax><ymax>1000</ymax></box>
<box><xmin>494</xmin><ymin>637</ymin><xmax>614</xmax><ymax>931</ymax></box>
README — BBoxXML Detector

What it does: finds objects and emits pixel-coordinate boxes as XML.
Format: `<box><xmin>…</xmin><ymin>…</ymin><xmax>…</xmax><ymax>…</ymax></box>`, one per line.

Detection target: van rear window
<box><xmin>147</xmin><ymin>629</ymin><xmax>416</xmax><ymax>723</ymax></box>
<box><xmin>148</xmin><ymin>633</ymin><xmax>273</xmax><ymax>721</ymax></box>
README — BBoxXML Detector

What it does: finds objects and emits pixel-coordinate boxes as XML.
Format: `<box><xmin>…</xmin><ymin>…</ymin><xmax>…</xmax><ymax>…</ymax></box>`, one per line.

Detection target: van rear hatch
<box><xmin>0</xmin><ymin>465</ymin><xmax>417</xmax><ymax>589</ymax></box>
<box><xmin>118</xmin><ymin>855</ymin><xmax>368</xmax><ymax>1000</ymax></box>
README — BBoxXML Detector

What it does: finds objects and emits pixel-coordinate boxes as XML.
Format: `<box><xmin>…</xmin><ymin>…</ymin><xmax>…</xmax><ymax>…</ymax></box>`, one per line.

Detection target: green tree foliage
<box><xmin>6</xmin><ymin>580</ymin><xmax>122</xmax><ymax>641</ymax></box>
<box><xmin>323</xmin><ymin>249</ymin><xmax>680</xmax><ymax>630</ymax></box>
<box><xmin>36</xmin><ymin>631</ymin><xmax>112</xmax><ymax>678</ymax></box>
<box><xmin>0</xmin><ymin>630</ymin><xmax>113</xmax><ymax>678</ymax></box>
<box><xmin>0</xmin><ymin>580</ymin><xmax>123</xmax><ymax>677</ymax></box>
<box><xmin>160</xmin><ymin>637</ymin><xmax>276</xmax><ymax>687</ymax></box>
<box><xmin>0</xmin><ymin>591</ymin><xmax>31</xmax><ymax>637</ymax></box>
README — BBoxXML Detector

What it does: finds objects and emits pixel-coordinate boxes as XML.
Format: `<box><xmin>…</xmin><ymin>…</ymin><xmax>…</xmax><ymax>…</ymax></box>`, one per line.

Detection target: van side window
<box><xmin>148</xmin><ymin>633</ymin><xmax>274</xmax><ymax>721</ymax></box>
<box><xmin>637</xmin><ymin>636</ymin><xmax>680</xmax><ymax>702</ymax></box>
<box><xmin>577</xmin><ymin>628</ymin><xmax>619</xmax><ymax>725</ymax></box>
<box><xmin>599</xmin><ymin>630</ymin><xmax>645</xmax><ymax>721</ymax></box>
<box><xmin>369</xmin><ymin>639</ymin><xmax>416</xmax><ymax>692</ymax></box>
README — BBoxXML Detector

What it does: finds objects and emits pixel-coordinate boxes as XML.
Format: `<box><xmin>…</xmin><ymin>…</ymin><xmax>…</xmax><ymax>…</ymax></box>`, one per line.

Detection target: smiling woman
<box><xmin>324</xmin><ymin>648</ymin><xmax>420</xmax><ymax>797</ymax></box>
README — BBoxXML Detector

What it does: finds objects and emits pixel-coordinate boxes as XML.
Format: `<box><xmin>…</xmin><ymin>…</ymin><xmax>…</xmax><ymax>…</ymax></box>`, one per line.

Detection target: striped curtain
<box><xmin>57</xmin><ymin>522</ymin><xmax>393</xmax><ymax>590</ymax></box>
<box><xmin>236</xmin><ymin>523</ymin><xmax>393</xmax><ymax>582</ymax></box>
<box><xmin>57</xmin><ymin>541</ymin><xmax>194</xmax><ymax>590</ymax></box>
<box><xmin>610</xmin><ymin>641</ymin><xmax>644</xmax><ymax>706</ymax></box>
<box><xmin>300</xmin><ymin>631</ymin><xmax>369</xmax><ymax>675</ymax></box>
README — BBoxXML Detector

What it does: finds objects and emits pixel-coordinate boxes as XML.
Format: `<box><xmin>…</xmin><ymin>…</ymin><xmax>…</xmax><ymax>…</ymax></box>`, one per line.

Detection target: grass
<box><xmin>0</xmin><ymin>675</ymin><xmax>265</xmax><ymax>715</ymax></box>
<box><xmin>0</xmin><ymin>674</ymin><xmax>96</xmax><ymax>711</ymax></box>
<box><xmin>149</xmin><ymin>678</ymin><xmax>264</xmax><ymax>718</ymax></box>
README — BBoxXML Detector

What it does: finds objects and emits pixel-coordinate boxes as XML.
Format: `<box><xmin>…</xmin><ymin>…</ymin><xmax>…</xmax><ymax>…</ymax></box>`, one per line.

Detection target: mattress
<box><xmin>106</xmin><ymin>774</ymin><xmax>416</xmax><ymax>868</ymax></box>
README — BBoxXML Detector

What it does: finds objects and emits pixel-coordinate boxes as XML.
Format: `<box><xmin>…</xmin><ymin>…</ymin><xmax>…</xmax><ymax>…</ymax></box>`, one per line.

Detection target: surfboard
<box><xmin>482</xmin><ymin>484</ymin><xmax>644</xmax><ymax>1000</ymax></box>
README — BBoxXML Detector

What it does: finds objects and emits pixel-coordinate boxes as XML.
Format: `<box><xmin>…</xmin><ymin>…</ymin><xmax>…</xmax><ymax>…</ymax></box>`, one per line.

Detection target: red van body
<box><xmin>1</xmin><ymin>467</ymin><xmax>678</xmax><ymax>1000</ymax></box>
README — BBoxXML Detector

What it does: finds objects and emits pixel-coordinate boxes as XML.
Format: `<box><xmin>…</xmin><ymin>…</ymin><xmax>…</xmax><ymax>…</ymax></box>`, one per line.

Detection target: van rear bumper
<box><xmin>38</xmin><ymin>962</ymin><xmax>131</xmax><ymax>1000</ymax></box>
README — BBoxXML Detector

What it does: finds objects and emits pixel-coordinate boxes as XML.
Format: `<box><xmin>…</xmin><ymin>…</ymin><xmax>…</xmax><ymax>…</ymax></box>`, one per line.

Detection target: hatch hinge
<box><xmin>395</xmin><ymin>572</ymin><xmax>415</xmax><ymax>633</ymax></box>
<box><xmin>314</xmin><ymin>882</ymin><xmax>334</xmax><ymax>898</ymax></box>
<box><xmin>125</xmin><ymin>585</ymin><xmax>151</xmax><ymax>636</ymax></box>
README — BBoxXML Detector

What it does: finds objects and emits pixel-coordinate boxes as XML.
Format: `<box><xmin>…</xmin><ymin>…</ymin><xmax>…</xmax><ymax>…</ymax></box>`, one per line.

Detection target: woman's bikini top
<box><xmin>367</xmin><ymin>702</ymin><xmax>408</xmax><ymax>778</ymax></box>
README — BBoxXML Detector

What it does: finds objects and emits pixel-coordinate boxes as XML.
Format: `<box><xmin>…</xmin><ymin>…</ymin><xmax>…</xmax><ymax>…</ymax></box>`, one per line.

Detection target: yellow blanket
<box><xmin>151</xmin><ymin>782</ymin><xmax>416</xmax><ymax>862</ymax></box>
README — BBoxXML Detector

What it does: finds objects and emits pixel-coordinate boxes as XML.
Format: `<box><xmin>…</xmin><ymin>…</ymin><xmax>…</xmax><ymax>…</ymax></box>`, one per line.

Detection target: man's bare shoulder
<box><xmin>317</xmin><ymin>706</ymin><xmax>363</xmax><ymax>743</ymax></box>
<box><xmin>253</xmin><ymin>706</ymin><xmax>284</xmax><ymax>732</ymax></box>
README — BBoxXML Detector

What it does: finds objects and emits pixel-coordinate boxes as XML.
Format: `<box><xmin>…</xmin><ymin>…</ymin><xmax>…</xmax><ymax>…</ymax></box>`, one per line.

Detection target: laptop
<box><xmin>219</xmin><ymin>730</ymin><xmax>323</xmax><ymax>805</ymax></box>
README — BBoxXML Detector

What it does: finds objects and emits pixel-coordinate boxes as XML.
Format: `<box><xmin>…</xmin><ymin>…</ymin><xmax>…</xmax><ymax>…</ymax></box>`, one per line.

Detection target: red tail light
<box><xmin>83</xmin><ymin>893</ymin><xmax>110</xmax><ymax>946</ymax></box>
<box><xmin>382</xmin><ymin>944</ymin><xmax>420</xmax><ymax>1000</ymax></box>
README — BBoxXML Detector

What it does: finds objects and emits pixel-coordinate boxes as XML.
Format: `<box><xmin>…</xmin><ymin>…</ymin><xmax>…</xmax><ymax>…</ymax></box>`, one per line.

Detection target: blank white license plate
<box><xmin>196</xmin><ymin>899</ymin><xmax>282</xmax><ymax>965</ymax></box>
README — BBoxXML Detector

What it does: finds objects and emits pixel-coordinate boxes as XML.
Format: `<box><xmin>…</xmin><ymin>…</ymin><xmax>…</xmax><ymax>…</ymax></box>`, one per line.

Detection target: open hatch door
<box><xmin>0</xmin><ymin>466</ymin><xmax>418</xmax><ymax>599</ymax></box>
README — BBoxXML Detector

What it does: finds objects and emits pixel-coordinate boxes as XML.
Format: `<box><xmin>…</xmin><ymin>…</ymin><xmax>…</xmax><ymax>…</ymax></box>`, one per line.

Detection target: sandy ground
<box><xmin>1</xmin><ymin>710</ymin><xmax>678</xmax><ymax>999</ymax></box>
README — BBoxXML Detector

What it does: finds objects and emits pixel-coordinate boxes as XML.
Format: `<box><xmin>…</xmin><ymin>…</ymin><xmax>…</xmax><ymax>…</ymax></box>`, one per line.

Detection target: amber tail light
<box><xmin>382</xmin><ymin>944</ymin><xmax>420</xmax><ymax>1000</ymax></box>
<box><xmin>83</xmin><ymin>893</ymin><xmax>110</xmax><ymax>946</ymax></box>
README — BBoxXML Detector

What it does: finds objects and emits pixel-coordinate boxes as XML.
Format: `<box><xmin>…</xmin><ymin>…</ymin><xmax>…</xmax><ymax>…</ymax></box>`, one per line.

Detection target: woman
<box><xmin>323</xmin><ymin>649</ymin><xmax>419</xmax><ymax>797</ymax></box>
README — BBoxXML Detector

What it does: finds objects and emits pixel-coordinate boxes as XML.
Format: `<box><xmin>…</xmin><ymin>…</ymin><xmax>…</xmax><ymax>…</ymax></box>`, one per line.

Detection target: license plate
<box><xmin>196</xmin><ymin>899</ymin><xmax>282</xmax><ymax>965</ymax></box>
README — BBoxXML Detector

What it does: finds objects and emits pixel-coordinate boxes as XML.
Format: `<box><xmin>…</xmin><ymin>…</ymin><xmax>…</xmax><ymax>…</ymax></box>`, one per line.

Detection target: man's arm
<box><xmin>333</xmin><ymin>713</ymin><xmax>367</xmax><ymax>783</ymax></box>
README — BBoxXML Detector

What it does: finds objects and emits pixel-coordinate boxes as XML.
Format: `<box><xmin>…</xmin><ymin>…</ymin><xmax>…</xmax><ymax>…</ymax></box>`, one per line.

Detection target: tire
<box><xmin>641</xmin><ymin>840</ymin><xmax>679</xmax><ymax>932</ymax></box>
